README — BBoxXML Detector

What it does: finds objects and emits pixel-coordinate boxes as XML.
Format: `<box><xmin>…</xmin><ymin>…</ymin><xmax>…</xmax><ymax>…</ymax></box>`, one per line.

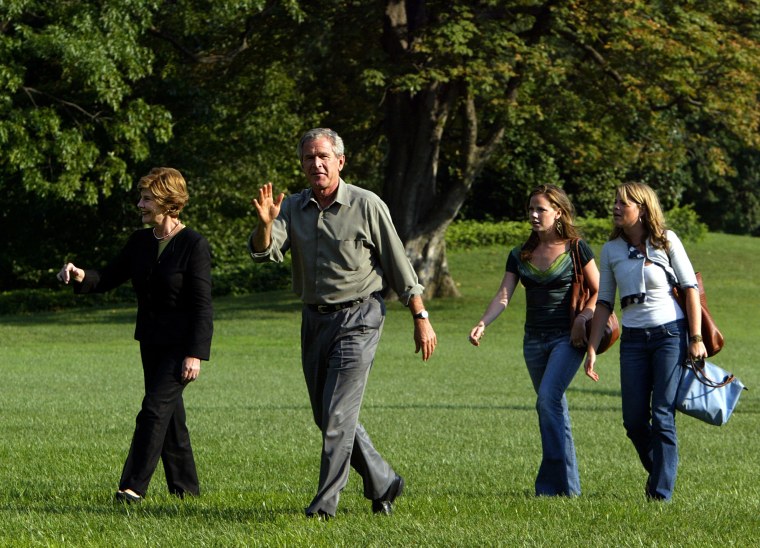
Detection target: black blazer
<box><xmin>76</xmin><ymin>228</ymin><xmax>213</xmax><ymax>360</ymax></box>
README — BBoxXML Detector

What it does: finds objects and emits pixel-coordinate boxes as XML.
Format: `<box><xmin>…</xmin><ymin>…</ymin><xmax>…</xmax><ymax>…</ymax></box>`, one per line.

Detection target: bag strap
<box><xmin>569</xmin><ymin>238</ymin><xmax>587</xmax><ymax>320</ymax></box>
<box><xmin>684</xmin><ymin>358</ymin><xmax>735</xmax><ymax>388</ymax></box>
<box><xmin>650</xmin><ymin>257</ymin><xmax>679</xmax><ymax>289</ymax></box>
<box><xmin>570</xmin><ymin>238</ymin><xmax>583</xmax><ymax>283</ymax></box>
<box><xmin>646</xmin><ymin>234</ymin><xmax>682</xmax><ymax>288</ymax></box>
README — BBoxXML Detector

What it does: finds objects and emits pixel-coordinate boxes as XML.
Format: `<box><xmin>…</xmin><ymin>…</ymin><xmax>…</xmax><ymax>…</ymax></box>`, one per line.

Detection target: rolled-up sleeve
<box><xmin>369</xmin><ymin>199</ymin><xmax>424</xmax><ymax>304</ymax></box>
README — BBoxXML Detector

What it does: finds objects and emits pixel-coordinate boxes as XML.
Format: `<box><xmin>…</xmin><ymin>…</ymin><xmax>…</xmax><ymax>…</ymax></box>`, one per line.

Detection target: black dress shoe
<box><xmin>305</xmin><ymin>509</ymin><xmax>331</xmax><ymax>521</ymax></box>
<box><xmin>115</xmin><ymin>490</ymin><xmax>142</xmax><ymax>504</ymax></box>
<box><xmin>372</xmin><ymin>475</ymin><xmax>405</xmax><ymax>515</ymax></box>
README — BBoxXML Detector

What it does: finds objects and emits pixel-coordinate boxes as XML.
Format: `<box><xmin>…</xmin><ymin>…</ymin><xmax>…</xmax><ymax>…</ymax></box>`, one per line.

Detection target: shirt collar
<box><xmin>303</xmin><ymin>178</ymin><xmax>350</xmax><ymax>210</ymax></box>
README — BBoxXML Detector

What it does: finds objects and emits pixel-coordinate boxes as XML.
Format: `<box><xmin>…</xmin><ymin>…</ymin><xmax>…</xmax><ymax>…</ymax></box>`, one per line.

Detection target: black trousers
<box><xmin>119</xmin><ymin>343</ymin><xmax>199</xmax><ymax>497</ymax></box>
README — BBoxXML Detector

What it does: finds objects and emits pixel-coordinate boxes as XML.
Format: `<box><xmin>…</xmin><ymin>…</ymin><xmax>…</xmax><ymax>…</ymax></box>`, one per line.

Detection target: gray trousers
<box><xmin>301</xmin><ymin>295</ymin><xmax>395</xmax><ymax>516</ymax></box>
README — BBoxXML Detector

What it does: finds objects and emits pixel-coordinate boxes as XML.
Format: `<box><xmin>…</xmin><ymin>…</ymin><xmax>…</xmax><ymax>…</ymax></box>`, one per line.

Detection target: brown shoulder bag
<box><xmin>671</xmin><ymin>272</ymin><xmax>724</xmax><ymax>357</ymax></box>
<box><xmin>570</xmin><ymin>239</ymin><xmax>620</xmax><ymax>354</ymax></box>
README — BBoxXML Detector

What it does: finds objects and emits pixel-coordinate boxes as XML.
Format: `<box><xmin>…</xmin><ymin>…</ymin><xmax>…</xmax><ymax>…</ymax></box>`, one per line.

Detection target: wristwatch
<box><xmin>413</xmin><ymin>310</ymin><xmax>429</xmax><ymax>320</ymax></box>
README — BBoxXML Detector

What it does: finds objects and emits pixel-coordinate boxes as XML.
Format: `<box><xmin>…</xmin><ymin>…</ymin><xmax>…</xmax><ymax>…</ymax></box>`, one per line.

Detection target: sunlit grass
<box><xmin>1</xmin><ymin>233</ymin><xmax>757</xmax><ymax>546</ymax></box>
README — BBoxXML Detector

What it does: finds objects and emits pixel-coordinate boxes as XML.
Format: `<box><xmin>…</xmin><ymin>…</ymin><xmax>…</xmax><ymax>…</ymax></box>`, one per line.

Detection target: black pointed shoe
<box><xmin>372</xmin><ymin>475</ymin><xmax>405</xmax><ymax>515</ymax></box>
<box><xmin>305</xmin><ymin>509</ymin><xmax>332</xmax><ymax>521</ymax></box>
<box><xmin>115</xmin><ymin>490</ymin><xmax>142</xmax><ymax>504</ymax></box>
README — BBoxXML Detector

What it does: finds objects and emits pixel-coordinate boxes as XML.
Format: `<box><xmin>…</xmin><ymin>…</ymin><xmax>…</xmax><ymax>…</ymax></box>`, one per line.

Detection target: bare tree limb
<box><xmin>22</xmin><ymin>87</ymin><xmax>105</xmax><ymax>120</ymax></box>
<box><xmin>148</xmin><ymin>26</ymin><xmax>251</xmax><ymax>65</ymax></box>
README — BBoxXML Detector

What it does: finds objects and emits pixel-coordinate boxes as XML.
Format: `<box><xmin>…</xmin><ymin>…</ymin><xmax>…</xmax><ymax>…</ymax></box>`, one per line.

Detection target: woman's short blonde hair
<box><xmin>138</xmin><ymin>167</ymin><xmax>189</xmax><ymax>217</ymax></box>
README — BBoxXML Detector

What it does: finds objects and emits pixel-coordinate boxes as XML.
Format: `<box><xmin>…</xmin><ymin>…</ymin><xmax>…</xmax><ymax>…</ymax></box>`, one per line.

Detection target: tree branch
<box><xmin>22</xmin><ymin>87</ymin><xmax>105</xmax><ymax>120</ymax></box>
<box><xmin>557</xmin><ymin>28</ymin><xmax>704</xmax><ymax>111</ymax></box>
<box><xmin>557</xmin><ymin>28</ymin><xmax>624</xmax><ymax>86</ymax></box>
<box><xmin>148</xmin><ymin>26</ymin><xmax>251</xmax><ymax>65</ymax></box>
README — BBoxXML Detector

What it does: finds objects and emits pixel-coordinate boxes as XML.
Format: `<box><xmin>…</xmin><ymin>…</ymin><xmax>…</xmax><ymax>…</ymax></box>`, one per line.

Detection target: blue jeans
<box><xmin>619</xmin><ymin>319</ymin><xmax>686</xmax><ymax>501</ymax></box>
<box><xmin>523</xmin><ymin>329</ymin><xmax>584</xmax><ymax>496</ymax></box>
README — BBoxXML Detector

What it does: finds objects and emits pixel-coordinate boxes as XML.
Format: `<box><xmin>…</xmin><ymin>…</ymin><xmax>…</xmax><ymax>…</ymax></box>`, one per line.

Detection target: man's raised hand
<box><xmin>251</xmin><ymin>182</ymin><xmax>284</xmax><ymax>225</ymax></box>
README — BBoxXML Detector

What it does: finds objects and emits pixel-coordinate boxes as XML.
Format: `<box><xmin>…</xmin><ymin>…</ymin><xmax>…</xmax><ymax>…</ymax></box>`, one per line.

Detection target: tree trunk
<box><xmin>382</xmin><ymin>80</ymin><xmax>462</xmax><ymax>298</ymax></box>
<box><xmin>382</xmin><ymin>0</ymin><xmax>507</xmax><ymax>299</ymax></box>
<box><xmin>404</xmin><ymin>225</ymin><xmax>459</xmax><ymax>298</ymax></box>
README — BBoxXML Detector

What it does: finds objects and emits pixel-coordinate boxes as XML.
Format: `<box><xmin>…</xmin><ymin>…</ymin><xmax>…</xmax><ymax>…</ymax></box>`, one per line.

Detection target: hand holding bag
<box><xmin>569</xmin><ymin>239</ymin><xmax>620</xmax><ymax>354</ymax></box>
<box><xmin>676</xmin><ymin>358</ymin><xmax>746</xmax><ymax>426</ymax></box>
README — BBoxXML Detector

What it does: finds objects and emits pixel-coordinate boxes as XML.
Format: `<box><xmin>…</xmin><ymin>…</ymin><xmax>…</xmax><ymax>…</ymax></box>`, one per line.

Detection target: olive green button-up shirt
<box><xmin>248</xmin><ymin>180</ymin><xmax>424</xmax><ymax>305</ymax></box>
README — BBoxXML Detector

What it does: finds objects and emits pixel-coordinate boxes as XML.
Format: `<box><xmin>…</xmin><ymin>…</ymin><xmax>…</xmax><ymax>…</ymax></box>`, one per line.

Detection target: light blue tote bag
<box><xmin>676</xmin><ymin>359</ymin><xmax>746</xmax><ymax>426</ymax></box>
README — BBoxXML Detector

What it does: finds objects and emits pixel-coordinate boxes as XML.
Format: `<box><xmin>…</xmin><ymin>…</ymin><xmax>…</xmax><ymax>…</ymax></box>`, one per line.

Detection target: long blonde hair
<box><xmin>521</xmin><ymin>184</ymin><xmax>581</xmax><ymax>261</ymax></box>
<box><xmin>610</xmin><ymin>182</ymin><xmax>669</xmax><ymax>249</ymax></box>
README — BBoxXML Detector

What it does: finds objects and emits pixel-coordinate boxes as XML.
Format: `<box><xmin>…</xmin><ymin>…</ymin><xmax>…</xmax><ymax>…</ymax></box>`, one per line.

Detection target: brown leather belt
<box><xmin>308</xmin><ymin>296</ymin><xmax>372</xmax><ymax>314</ymax></box>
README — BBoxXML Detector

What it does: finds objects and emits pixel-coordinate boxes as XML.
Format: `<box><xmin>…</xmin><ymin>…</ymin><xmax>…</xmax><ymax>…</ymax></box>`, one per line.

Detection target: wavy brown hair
<box><xmin>137</xmin><ymin>167</ymin><xmax>189</xmax><ymax>217</ymax></box>
<box><xmin>609</xmin><ymin>182</ymin><xmax>669</xmax><ymax>250</ymax></box>
<box><xmin>520</xmin><ymin>184</ymin><xmax>581</xmax><ymax>262</ymax></box>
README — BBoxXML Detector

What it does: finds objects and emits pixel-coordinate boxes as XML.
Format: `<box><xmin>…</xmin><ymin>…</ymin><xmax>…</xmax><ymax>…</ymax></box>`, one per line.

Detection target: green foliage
<box><xmin>469</xmin><ymin>0</ymin><xmax>760</xmax><ymax>224</ymax></box>
<box><xmin>446</xmin><ymin>217</ymin><xmax>612</xmax><ymax>251</ymax></box>
<box><xmin>0</xmin><ymin>286</ymin><xmax>135</xmax><ymax>315</ymax></box>
<box><xmin>574</xmin><ymin>216</ymin><xmax>615</xmax><ymax>244</ymax></box>
<box><xmin>446</xmin><ymin>208</ymin><xmax>704</xmax><ymax>252</ymax></box>
<box><xmin>691</xmin><ymin>148</ymin><xmax>760</xmax><ymax>236</ymax></box>
<box><xmin>666</xmin><ymin>204</ymin><xmax>708</xmax><ymax>242</ymax></box>
<box><xmin>2</xmin><ymin>0</ymin><xmax>760</xmax><ymax>295</ymax></box>
<box><xmin>0</xmin><ymin>1</ymin><xmax>172</xmax><ymax>203</ymax></box>
<box><xmin>445</xmin><ymin>220</ymin><xmax>530</xmax><ymax>251</ymax></box>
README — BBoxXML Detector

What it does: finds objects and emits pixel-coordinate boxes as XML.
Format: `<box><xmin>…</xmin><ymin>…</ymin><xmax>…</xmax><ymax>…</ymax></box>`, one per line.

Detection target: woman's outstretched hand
<box><xmin>56</xmin><ymin>263</ymin><xmax>84</xmax><ymax>284</ymax></box>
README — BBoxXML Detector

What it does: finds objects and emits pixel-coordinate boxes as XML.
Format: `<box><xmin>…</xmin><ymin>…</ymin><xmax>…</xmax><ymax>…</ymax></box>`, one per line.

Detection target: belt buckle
<box><xmin>317</xmin><ymin>304</ymin><xmax>332</xmax><ymax>314</ymax></box>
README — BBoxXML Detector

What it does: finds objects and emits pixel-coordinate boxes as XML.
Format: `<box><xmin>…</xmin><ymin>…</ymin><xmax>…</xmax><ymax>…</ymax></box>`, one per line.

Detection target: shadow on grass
<box><xmin>567</xmin><ymin>385</ymin><xmax>622</xmax><ymax>398</ymax></box>
<box><xmin>0</xmin><ymin>499</ymin><xmax>304</xmax><ymax>524</ymax></box>
<box><xmin>0</xmin><ymin>306</ymin><xmax>136</xmax><ymax>326</ymax></box>
<box><xmin>364</xmin><ymin>402</ymin><xmax>624</xmax><ymax>413</ymax></box>
<box><xmin>0</xmin><ymin>290</ymin><xmax>303</xmax><ymax>326</ymax></box>
<box><xmin>193</xmin><ymin>399</ymin><xmax>629</xmax><ymax>413</ymax></box>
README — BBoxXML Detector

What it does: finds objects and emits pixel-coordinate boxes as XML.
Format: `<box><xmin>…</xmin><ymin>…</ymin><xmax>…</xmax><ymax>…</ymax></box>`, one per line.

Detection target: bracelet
<box><xmin>689</xmin><ymin>334</ymin><xmax>703</xmax><ymax>343</ymax></box>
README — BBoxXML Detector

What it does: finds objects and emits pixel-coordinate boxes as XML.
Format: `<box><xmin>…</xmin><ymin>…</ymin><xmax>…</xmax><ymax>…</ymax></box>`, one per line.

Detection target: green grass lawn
<box><xmin>1</xmin><ymin>232</ymin><xmax>759</xmax><ymax>546</ymax></box>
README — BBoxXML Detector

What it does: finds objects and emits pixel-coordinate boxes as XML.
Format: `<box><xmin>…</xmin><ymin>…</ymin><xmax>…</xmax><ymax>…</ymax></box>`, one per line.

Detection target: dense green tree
<box><xmin>0</xmin><ymin>1</ymin><xmax>173</xmax><ymax>288</ymax></box>
<box><xmin>373</xmin><ymin>0</ymin><xmax>760</xmax><ymax>296</ymax></box>
<box><xmin>140</xmin><ymin>1</ymin><xmax>314</xmax><ymax>290</ymax></box>
<box><xmin>0</xmin><ymin>0</ymin><xmax>172</xmax><ymax>202</ymax></box>
<box><xmin>0</xmin><ymin>1</ymin><xmax>307</xmax><ymax>290</ymax></box>
<box><xmin>2</xmin><ymin>1</ymin><xmax>760</xmax><ymax>298</ymax></box>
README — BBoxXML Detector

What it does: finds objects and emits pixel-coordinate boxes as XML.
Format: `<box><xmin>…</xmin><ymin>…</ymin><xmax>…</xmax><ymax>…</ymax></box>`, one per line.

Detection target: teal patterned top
<box><xmin>506</xmin><ymin>239</ymin><xmax>594</xmax><ymax>332</ymax></box>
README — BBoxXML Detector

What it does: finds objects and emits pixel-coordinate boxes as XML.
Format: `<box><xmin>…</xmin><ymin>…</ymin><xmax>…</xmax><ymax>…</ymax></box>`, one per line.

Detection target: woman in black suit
<box><xmin>57</xmin><ymin>167</ymin><xmax>213</xmax><ymax>503</ymax></box>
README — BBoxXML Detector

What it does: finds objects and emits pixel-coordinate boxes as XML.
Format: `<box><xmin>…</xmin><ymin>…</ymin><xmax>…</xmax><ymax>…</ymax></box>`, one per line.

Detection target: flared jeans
<box><xmin>619</xmin><ymin>319</ymin><xmax>686</xmax><ymax>501</ymax></box>
<box><xmin>523</xmin><ymin>329</ymin><xmax>584</xmax><ymax>497</ymax></box>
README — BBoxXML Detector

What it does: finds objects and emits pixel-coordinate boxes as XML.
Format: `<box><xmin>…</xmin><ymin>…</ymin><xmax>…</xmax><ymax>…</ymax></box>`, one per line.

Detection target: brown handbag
<box><xmin>671</xmin><ymin>272</ymin><xmax>724</xmax><ymax>357</ymax></box>
<box><xmin>570</xmin><ymin>239</ymin><xmax>620</xmax><ymax>354</ymax></box>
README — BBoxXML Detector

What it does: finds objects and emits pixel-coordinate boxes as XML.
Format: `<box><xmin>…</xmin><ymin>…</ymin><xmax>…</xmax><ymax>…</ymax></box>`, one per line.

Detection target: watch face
<box><xmin>416</xmin><ymin>310</ymin><xmax>428</xmax><ymax>319</ymax></box>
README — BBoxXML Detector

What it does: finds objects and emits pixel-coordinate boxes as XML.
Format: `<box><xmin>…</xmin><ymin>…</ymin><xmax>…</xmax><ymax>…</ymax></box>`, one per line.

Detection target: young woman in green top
<box><xmin>469</xmin><ymin>184</ymin><xmax>599</xmax><ymax>496</ymax></box>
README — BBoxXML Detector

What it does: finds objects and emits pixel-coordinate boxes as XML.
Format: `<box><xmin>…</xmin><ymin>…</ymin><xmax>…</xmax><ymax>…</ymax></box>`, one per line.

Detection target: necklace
<box><xmin>153</xmin><ymin>222</ymin><xmax>181</xmax><ymax>241</ymax></box>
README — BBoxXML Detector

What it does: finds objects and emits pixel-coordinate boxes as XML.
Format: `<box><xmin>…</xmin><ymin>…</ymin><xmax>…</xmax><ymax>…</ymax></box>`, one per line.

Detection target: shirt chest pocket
<box><xmin>332</xmin><ymin>239</ymin><xmax>368</xmax><ymax>272</ymax></box>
